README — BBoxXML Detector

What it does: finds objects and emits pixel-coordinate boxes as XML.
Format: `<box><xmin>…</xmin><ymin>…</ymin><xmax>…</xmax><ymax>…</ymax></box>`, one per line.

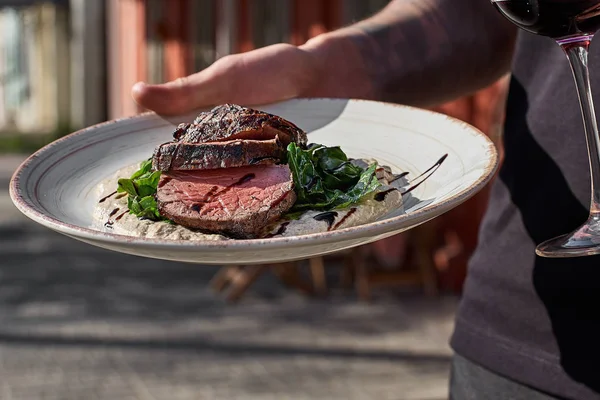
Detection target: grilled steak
<box><xmin>152</xmin><ymin>138</ymin><xmax>286</xmax><ymax>171</ymax></box>
<box><xmin>153</xmin><ymin>104</ymin><xmax>307</xmax><ymax>172</ymax></box>
<box><xmin>156</xmin><ymin>164</ymin><xmax>296</xmax><ymax>238</ymax></box>
<box><xmin>174</xmin><ymin>104</ymin><xmax>308</xmax><ymax>147</ymax></box>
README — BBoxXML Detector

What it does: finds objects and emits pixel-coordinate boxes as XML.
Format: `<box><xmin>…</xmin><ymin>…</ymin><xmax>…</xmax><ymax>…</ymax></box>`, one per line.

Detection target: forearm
<box><xmin>301</xmin><ymin>0</ymin><xmax>517</xmax><ymax>107</ymax></box>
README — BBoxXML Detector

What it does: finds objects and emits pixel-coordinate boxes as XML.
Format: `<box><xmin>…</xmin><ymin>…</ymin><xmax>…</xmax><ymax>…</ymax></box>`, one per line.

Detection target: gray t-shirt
<box><xmin>451</xmin><ymin>30</ymin><xmax>600</xmax><ymax>399</ymax></box>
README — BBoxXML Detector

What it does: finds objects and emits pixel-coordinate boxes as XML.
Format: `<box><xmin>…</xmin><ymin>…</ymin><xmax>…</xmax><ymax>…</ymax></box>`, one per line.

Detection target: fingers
<box><xmin>131</xmin><ymin>44</ymin><xmax>318</xmax><ymax>116</ymax></box>
<box><xmin>131</xmin><ymin>67</ymin><xmax>228</xmax><ymax>115</ymax></box>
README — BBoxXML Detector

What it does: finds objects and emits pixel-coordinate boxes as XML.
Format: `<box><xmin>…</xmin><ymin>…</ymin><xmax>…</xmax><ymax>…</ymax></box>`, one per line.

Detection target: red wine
<box><xmin>493</xmin><ymin>0</ymin><xmax>600</xmax><ymax>40</ymax></box>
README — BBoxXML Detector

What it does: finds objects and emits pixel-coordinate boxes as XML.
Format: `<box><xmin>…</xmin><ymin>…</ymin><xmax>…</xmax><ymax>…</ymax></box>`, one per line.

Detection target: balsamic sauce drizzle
<box><xmin>104</xmin><ymin>208</ymin><xmax>126</xmax><ymax>228</ymax></box>
<box><xmin>389</xmin><ymin>171</ymin><xmax>409</xmax><ymax>183</ymax></box>
<box><xmin>264</xmin><ymin>221</ymin><xmax>291</xmax><ymax>238</ymax></box>
<box><xmin>413</xmin><ymin>154</ymin><xmax>448</xmax><ymax>181</ymax></box>
<box><xmin>100</xmin><ymin>153</ymin><xmax>447</xmax><ymax>236</ymax></box>
<box><xmin>332</xmin><ymin>208</ymin><xmax>357</xmax><ymax>230</ymax></box>
<box><xmin>278</xmin><ymin>153</ymin><xmax>447</xmax><ymax>236</ymax></box>
<box><xmin>373</xmin><ymin>153</ymin><xmax>448</xmax><ymax>201</ymax></box>
<box><xmin>402</xmin><ymin>153</ymin><xmax>448</xmax><ymax>195</ymax></box>
<box><xmin>374</xmin><ymin>189</ymin><xmax>396</xmax><ymax>202</ymax></box>
<box><xmin>313</xmin><ymin>211</ymin><xmax>338</xmax><ymax>231</ymax></box>
<box><xmin>98</xmin><ymin>190</ymin><xmax>117</xmax><ymax>203</ymax></box>
<box><xmin>115</xmin><ymin>210</ymin><xmax>128</xmax><ymax>221</ymax></box>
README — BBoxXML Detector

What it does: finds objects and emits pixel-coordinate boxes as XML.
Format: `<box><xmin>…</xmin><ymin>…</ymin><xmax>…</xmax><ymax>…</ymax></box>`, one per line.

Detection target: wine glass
<box><xmin>490</xmin><ymin>0</ymin><xmax>600</xmax><ymax>257</ymax></box>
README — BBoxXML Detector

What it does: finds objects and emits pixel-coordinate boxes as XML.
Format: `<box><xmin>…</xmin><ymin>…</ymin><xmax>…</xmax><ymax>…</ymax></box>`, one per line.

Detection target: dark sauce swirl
<box><xmin>264</xmin><ymin>221</ymin><xmax>291</xmax><ymax>238</ymax></box>
<box><xmin>313</xmin><ymin>211</ymin><xmax>338</xmax><ymax>230</ymax></box>
<box><xmin>403</xmin><ymin>154</ymin><xmax>448</xmax><ymax>194</ymax></box>
<box><xmin>389</xmin><ymin>171</ymin><xmax>409</xmax><ymax>183</ymax></box>
<box><xmin>374</xmin><ymin>188</ymin><xmax>397</xmax><ymax>202</ymax></box>
<box><xmin>332</xmin><ymin>208</ymin><xmax>357</xmax><ymax>230</ymax></box>
<box><xmin>98</xmin><ymin>190</ymin><xmax>117</xmax><ymax>204</ymax></box>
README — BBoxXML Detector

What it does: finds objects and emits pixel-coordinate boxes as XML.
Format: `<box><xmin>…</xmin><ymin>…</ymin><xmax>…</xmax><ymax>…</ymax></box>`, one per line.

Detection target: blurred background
<box><xmin>0</xmin><ymin>0</ymin><xmax>508</xmax><ymax>399</ymax></box>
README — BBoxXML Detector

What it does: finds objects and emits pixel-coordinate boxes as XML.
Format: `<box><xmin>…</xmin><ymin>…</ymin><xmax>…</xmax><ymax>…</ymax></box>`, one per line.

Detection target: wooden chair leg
<box><xmin>210</xmin><ymin>265</ymin><xmax>241</xmax><ymax>292</ymax></box>
<box><xmin>271</xmin><ymin>263</ymin><xmax>315</xmax><ymax>296</ymax></box>
<box><xmin>414</xmin><ymin>224</ymin><xmax>440</xmax><ymax>297</ymax></box>
<box><xmin>354</xmin><ymin>250</ymin><xmax>371</xmax><ymax>302</ymax></box>
<box><xmin>340</xmin><ymin>250</ymin><xmax>358</xmax><ymax>288</ymax></box>
<box><xmin>309</xmin><ymin>257</ymin><xmax>327</xmax><ymax>296</ymax></box>
<box><xmin>225</xmin><ymin>264</ymin><xmax>269</xmax><ymax>303</ymax></box>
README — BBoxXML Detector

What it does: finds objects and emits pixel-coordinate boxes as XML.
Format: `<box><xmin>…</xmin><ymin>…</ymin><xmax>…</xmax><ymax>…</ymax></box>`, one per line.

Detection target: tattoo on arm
<box><xmin>345</xmin><ymin>0</ymin><xmax>517</xmax><ymax>106</ymax></box>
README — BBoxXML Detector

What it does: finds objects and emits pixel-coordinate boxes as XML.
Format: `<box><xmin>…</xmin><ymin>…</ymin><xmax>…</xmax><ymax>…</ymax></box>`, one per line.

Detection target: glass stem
<box><xmin>560</xmin><ymin>37</ymin><xmax>600</xmax><ymax>215</ymax></box>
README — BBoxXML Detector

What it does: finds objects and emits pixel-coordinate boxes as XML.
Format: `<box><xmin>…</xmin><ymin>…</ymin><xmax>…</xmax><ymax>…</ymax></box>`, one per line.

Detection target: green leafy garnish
<box><xmin>287</xmin><ymin>142</ymin><xmax>381</xmax><ymax>211</ymax></box>
<box><xmin>117</xmin><ymin>159</ymin><xmax>164</xmax><ymax>221</ymax></box>
<box><xmin>115</xmin><ymin>144</ymin><xmax>379</xmax><ymax>224</ymax></box>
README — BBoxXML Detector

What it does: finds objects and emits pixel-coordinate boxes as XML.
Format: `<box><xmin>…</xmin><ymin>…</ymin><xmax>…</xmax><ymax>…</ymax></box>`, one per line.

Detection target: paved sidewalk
<box><xmin>0</xmin><ymin>154</ymin><xmax>457</xmax><ymax>400</ymax></box>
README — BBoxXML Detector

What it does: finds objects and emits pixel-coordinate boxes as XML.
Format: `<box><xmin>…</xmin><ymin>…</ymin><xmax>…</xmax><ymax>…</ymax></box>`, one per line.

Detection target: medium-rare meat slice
<box><xmin>152</xmin><ymin>138</ymin><xmax>286</xmax><ymax>171</ymax></box>
<box><xmin>156</xmin><ymin>164</ymin><xmax>296</xmax><ymax>238</ymax></box>
<box><xmin>173</xmin><ymin>104</ymin><xmax>308</xmax><ymax>148</ymax></box>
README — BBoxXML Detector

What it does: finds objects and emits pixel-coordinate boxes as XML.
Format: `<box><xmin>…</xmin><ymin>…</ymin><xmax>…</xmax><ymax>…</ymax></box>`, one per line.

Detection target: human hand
<box><xmin>131</xmin><ymin>43</ymin><xmax>324</xmax><ymax>116</ymax></box>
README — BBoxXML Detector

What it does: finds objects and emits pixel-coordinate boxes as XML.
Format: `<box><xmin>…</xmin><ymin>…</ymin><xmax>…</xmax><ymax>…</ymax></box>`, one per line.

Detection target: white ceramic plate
<box><xmin>10</xmin><ymin>98</ymin><xmax>497</xmax><ymax>265</ymax></box>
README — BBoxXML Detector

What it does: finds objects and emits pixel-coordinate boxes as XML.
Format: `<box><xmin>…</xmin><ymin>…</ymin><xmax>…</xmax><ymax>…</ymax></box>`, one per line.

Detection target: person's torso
<box><xmin>451</xmin><ymin>30</ymin><xmax>600</xmax><ymax>399</ymax></box>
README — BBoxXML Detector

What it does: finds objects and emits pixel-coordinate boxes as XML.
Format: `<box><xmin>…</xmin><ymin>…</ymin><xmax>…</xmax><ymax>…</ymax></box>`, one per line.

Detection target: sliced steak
<box><xmin>174</xmin><ymin>104</ymin><xmax>308</xmax><ymax>148</ymax></box>
<box><xmin>156</xmin><ymin>164</ymin><xmax>296</xmax><ymax>238</ymax></box>
<box><xmin>152</xmin><ymin>138</ymin><xmax>286</xmax><ymax>171</ymax></box>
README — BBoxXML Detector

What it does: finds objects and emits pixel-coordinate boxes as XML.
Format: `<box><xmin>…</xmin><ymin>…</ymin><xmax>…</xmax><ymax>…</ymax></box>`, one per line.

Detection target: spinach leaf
<box><xmin>287</xmin><ymin>143</ymin><xmax>381</xmax><ymax>212</ymax></box>
<box><xmin>117</xmin><ymin>159</ymin><xmax>166</xmax><ymax>221</ymax></box>
<box><xmin>117</xmin><ymin>178</ymin><xmax>137</xmax><ymax>197</ymax></box>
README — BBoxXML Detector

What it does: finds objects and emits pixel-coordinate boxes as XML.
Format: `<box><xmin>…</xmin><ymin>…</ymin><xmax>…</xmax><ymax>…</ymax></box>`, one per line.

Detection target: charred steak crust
<box><xmin>152</xmin><ymin>138</ymin><xmax>286</xmax><ymax>171</ymax></box>
<box><xmin>156</xmin><ymin>165</ymin><xmax>296</xmax><ymax>239</ymax></box>
<box><xmin>174</xmin><ymin>104</ymin><xmax>308</xmax><ymax>148</ymax></box>
<box><xmin>151</xmin><ymin>105</ymin><xmax>305</xmax><ymax>238</ymax></box>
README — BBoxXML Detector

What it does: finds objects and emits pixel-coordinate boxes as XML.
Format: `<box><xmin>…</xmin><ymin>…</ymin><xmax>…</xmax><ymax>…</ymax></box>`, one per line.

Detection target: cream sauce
<box><xmin>92</xmin><ymin>160</ymin><xmax>404</xmax><ymax>240</ymax></box>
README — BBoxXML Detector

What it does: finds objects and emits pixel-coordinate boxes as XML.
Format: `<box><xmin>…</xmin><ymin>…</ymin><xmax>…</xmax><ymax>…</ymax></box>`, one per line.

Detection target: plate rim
<box><xmin>9</xmin><ymin>98</ymin><xmax>499</xmax><ymax>251</ymax></box>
